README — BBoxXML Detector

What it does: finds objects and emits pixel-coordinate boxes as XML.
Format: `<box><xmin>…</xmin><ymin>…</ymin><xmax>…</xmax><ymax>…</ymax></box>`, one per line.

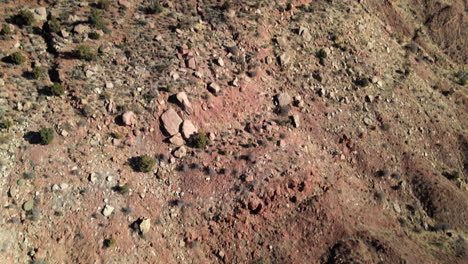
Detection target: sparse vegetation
<box><xmin>49</xmin><ymin>83</ymin><xmax>65</xmax><ymax>96</ymax></box>
<box><xmin>45</xmin><ymin>16</ymin><xmax>61</xmax><ymax>33</ymax></box>
<box><xmin>146</xmin><ymin>1</ymin><xmax>163</xmax><ymax>14</ymax></box>
<box><xmin>190</xmin><ymin>132</ymin><xmax>208</xmax><ymax>149</ymax></box>
<box><xmin>32</xmin><ymin>66</ymin><xmax>46</xmax><ymax>80</ymax></box>
<box><xmin>74</xmin><ymin>45</ymin><xmax>96</xmax><ymax>61</ymax></box>
<box><xmin>442</xmin><ymin>170</ymin><xmax>460</xmax><ymax>181</ymax></box>
<box><xmin>96</xmin><ymin>0</ymin><xmax>111</xmax><ymax>10</ymax></box>
<box><xmin>8</xmin><ymin>52</ymin><xmax>26</xmax><ymax>65</ymax></box>
<box><xmin>0</xmin><ymin>23</ymin><xmax>11</xmax><ymax>35</ymax></box>
<box><xmin>131</xmin><ymin>155</ymin><xmax>156</xmax><ymax>172</ymax></box>
<box><xmin>88</xmin><ymin>31</ymin><xmax>101</xmax><ymax>40</ymax></box>
<box><xmin>221</xmin><ymin>0</ymin><xmax>232</xmax><ymax>10</ymax></box>
<box><xmin>111</xmin><ymin>132</ymin><xmax>123</xmax><ymax>139</ymax></box>
<box><xmin>0</xmin><ymin>119</ymin><xmax>14</xmax><ymax>130</ymax></box>
<box><xmin>39</xmin><ymin>127</ymin><xmax>54</xmax><ymax>145</ymax></box>
<box><xmin>103</xmin><ymin>238</ymin><xmax>116</xmax><ymax>248</ymax></box>
<box><xmin>354</xmin><ymin>77</ymin><xmax>370</xmax><ymax>87</ymax></box>
<box><xmin>13</xmin><ymin>10</ymin><xmax>35</xmax><ymax>26</ymax></box>
<box><xmin>89</xmin><ymin>8</ymin><xmax>107</xmax><ymax>30</ymax></box>
<box><xmin>316</xmin><ymin>48</ymin><xmax>327</xmax><ymax>65</ymax></box>
<box><xmin>114</xmin><ymin>184</ymin><xmax>130</xmax><ymax>194</ymax></box>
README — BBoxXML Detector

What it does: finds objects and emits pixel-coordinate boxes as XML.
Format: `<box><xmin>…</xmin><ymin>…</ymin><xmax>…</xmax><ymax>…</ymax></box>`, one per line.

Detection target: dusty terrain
<box><xmin>0</xmin><ymin>0</ymin><xmax>467</xmax><ymax>263</ymax></box>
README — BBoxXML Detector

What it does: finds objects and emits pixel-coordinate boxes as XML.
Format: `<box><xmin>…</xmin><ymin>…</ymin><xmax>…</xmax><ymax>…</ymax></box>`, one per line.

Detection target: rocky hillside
<box><xmin>0</xmin><ymin>0</ymin><xmax>466</xmax><ymax>263</ymax></box>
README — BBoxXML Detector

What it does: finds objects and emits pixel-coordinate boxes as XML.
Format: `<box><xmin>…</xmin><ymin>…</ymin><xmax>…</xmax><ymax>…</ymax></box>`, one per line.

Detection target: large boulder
<box><xmin>160</xmin><ymin>108</ymin><xmax>182</xmax><ymax>136</ymax></box>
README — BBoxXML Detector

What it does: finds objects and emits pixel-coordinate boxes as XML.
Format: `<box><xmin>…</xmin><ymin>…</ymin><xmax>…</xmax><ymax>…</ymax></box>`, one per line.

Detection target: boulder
<box><xmin>122</xmin><ymin>111</ymin><xmax>137</xmax><ymax>126</ymax></box>
<box><xmin>276</xmin><ymin>93</ymin><xmax>292</xmax><ymax>107</ymax></box>
<box><xmin>161</xmin><ymin>108</ymin><xmax>182</xmax><ymax>136</ymax></box>
<box><xmin>173</xmin><ymin>146</ymin><xmax>187</xmax><ymax>158</ymax></box>
<box><xmin>169</xmin><ymin>134</ymin><xmax>185</xmax><ymax>146</ymax></box>
<box><xmin>176</xmin><ymin>92</ymin><xmax>193</xmax><ymax>114</ymax></box>
<box><xmin>181</xmin><ymin>120</ymin><xmax>197</xmax><ymax>139</ymax></box>
<box><xmin>139</xmin><ymin>218</ymin><xmax>151</xmax><ymax>234</ymax></box>
<box><xmin>208</xmin><ymin>83</ymin><xmax>221</xmax><ymax>95</ymax></box>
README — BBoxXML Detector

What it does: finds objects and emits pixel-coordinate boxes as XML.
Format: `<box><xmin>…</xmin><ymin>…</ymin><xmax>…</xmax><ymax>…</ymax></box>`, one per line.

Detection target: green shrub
<box><xmin>9</xmin><ymin>52</ymin><xmax>26</xmax><ymax>65</ymax></box>
<box><xmin>89</xmin><ymin>8</ymin><xmax>107</xmax><ymax>30</ymax></box>
<box><xmin>96</xmin><ymin>0</ymin><xmax>111</xmax><ymax>10</ymax></box>
<box><xmin>114</xmin><ymin>184</ymin><xmax>130</xmax><ymax>194</ymax></box>
<box><xmin>221</xmin><ymin>0</ymin><xmax>232</xmax><ymax>10</ymax></box>
<box><xmin>0</xmin><ymin>119</ymin><xmax>13</xmax><ymax>129</ymax></box>
<box><xmin>103</xmin><ymin>238</ymin><xmax>116</xmax><ymax>248</ymax></box>
<box><xmin>88</xmin><ymin>31</ymin><xmax>100</xmax><ymax>40</ymax></box>
<box><xmin>354</xmin><ymin>77</ymin><xmax>370</xmax><ymax>87</ymax></box>
<box><xmin>46</xmin><ymin>16</ymin><xmax>61</xmax><ymax>33</ymax></box>
<box><xmin>0</xmin><ymin>24</ymin><xmax>11</xmax><ymax>35</ymax></box>
<box><xmin>32</xmin><ymin>66</ymin><xmax>46</xmax><ymax>80</ymax></box>
<box><xmin>316</xmin><ymin>49</ymin><xmax>327</xmax><ymax>59</ymax></box>
<box><xmin>74</xmin><ymin>45</ymin><xmax>96</xmax><ymax>61</ymax></box>
<box><xmin>39</xmin><ymin>127</ymin><xmax>54</xmax><ymax>145</ymax></box>
<box><xmin>146</xmin><ymin>1</ymin><xmax>163</xmax><ymax>14</ymax></box>
<box><xmin>131</xmin><ymin>155</ymin><xmax>156</xmax><ymax>172</ymax></box>
<box><xmin>111</xmin><ymin>132</ymin><xmax>123</xmax><ymax>139</ymax></box>
<box><xmin>442</xmin><ymin>170</ymin><xmax>460</xmax><ymax>181</ymax></box>
<box><xmin>49</xmin><ymin>83</ymin><xmax>65</xmax><ymax>96</ymax></box>
<box><xmin>14</xmin><ymin>10</ymin><xmax>35</xmax><ymax>26</ymax></box>
<box><xmin>190</xmin><ymin>132</ymin><xmax>208</xmax><ymax>149</ymax></box>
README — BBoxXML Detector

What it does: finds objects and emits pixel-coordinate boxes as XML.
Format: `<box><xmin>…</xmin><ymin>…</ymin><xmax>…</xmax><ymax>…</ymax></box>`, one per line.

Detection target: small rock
<box><xmin>363</xmin><ymin>117</ymin><xmax>372</xmax><ymax>126</ymax></box>
<box><xmin>118</xmin><ymin>0</ymin><xmax>131</xmax><ymax>9</ymax></box>
<box><xmin>176</xmin><ymin>92</ymin><xmax>193</xmax><ymax>114</ymax></box>
<box><xmin>139</xmin><ymin>218</ymin><xmax>151</xmax><ymax>234</ymax></box>
<box><xmin>89</xmin><ymin>173</ymin><xmax>98</xmax><ymax>183</ymax></box>
<box><xmin>186</xmin><ymin>57</ymin><xmax>196</xmax><ymax>69</ymax></box>
<box><xmin>292</xmin><ymin>115</ymin><xmax>300</xmax><ymax>128</ymax></box>
<box><xmin>208</xmin><ymin>83</ymin><xmax>221</xmax><ymax>95</ymax></box>
<box><xmin>31</xmin><ymin>7</ymin><xmax>47</xmax><ymax>22</ymax></box>
<box><xmin>23</xmin><ymin>200</ymin><xmax>34</xmax><ymax>211</ymax></box>
<box><xmin>299</xmin><ymin>26</ymin><xmax>312</xmax><ymax>41</ymax></box>
<box><xmin>276</xmin><ymin>93</ymin><xmax>292</xmax><ymax>107</ymax></box>
<box><xmin>181</xmin><ymin>120</ymin><xmax>197</xmax><ymax>139</ymax></box>
<box><xmin>173</xmin><ymin>146</ymin><xmax>187</xmax><ymax>158</ymax></box>
<box><xmin>161</xmin><ymin>108</ymin><xmax>183</xmax><ymax>136</ymax></box>
<box><xmin>74</xmin><ymin>24</ymin><xmax>90</xmax><ymax>34</ymax></box>
<box><xmin>169</xmin><ymin>134</ymin><xmax>185</xmax><ymax>146</ymax></box>
<box><xmin>122</xmin><ymin>111</ymin><xmax>137</xmax><ymax>127</ymax></box>
<box><xmin>217</xmin><ymin>58</ymin><xmax>225</xmax><ymax>67</ymax></box>
<box><xmin>365</xmin><ymin>95</ymin><xmax>374</xmax><ymax>103</ymax></box>
<box><xmin>102</xmin><ymin>204</ymin><xmax>114</xmax><ymax>217</ymax></box>
<box><xmin>278</xmin><ymin>53</ymin><xmax>291</xmax><ymax>67</ymax></box>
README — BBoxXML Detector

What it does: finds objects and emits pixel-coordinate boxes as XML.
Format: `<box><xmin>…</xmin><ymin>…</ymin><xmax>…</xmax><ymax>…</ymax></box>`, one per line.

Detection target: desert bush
<box><xmin>354</xmin><ymin>77</ymin><xmax>370</xmax><ymax>87</ymax></box>
<box><xmin>0</xmin><ymin>24</ymin><xmax>11</xmax><ymax>35</ymax></box>
<box><xmin>0</xmin><ymin>119</ymin><xmax>13</xmax><ymax>129</ymax></box>
<box><xmin>89</xmin><ymin>8</ymin><xmax>107</xmax><ymax>30</ymax></box>
<box><xmin>39</xmin><ymin>127</ymin><xmax>54</xmax><ymax>145</ymax></box>
<box><xmin>190</xmin><ymin>132</ymin><xmax>208</xmax><ymax>149</ymax></box>
<box><xmin>45</xmin><ymin>16</ymin><xmax>61</xmax><ymax>33</ymax></box>
<box><xmin>131</xmin><ymin>155</ymin><xmax>156</xmax><ymax>172</ymax></box>
<box><xmin>8</xmin><ymin>52</ymin><xmax>26</xmax><ymax>65</ymax></box>
<box><xmin>442</xmin><ymin>170</ymin><xmax>460</xmax><ymax>181</ymax></box>
<box><xmin>49</xmin><ymin>83</ymin><xmax>65</xmax><ymax>96</ymax></box>
<box><xmin>88</xmin><ymin>31</ymin><xmax>100</xmax><ymax>40</ymax></box>
<box><xmin>146</xmin><ymin>1</ymin><xmax>163</xmax><ymax>14</ymax></box>
<box><xmin>114</xmin><ymin>184</ymin><xmax>130</xmax><ymax>194</ymax></box>
<box><xmin>32</xmin><ymin>66</ymin><xmax>46</xmax><ymax>80</ymax></box>
<box><xmin>13</xmin><ymin>10</ymin><xmax>35</xmax><ymax>26</ymax></box>
<box><xmin>96</xmin><ymin>0</ymin><xmax>111</xmax><ymax>10</ymax></box>
<box><xmin>74</xmin><ymin>45</ymin><xmax>96</xmax><ymax>61</ymax></box>
<box><xmin>221</xmin><ymin>0</ymin><xmax>232</xmax><ymax>10</ymax></box>
<box><xmin>103</xmin><ymin>238</ymin><xmax>116</xmax><ymax>248</ymax></box>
